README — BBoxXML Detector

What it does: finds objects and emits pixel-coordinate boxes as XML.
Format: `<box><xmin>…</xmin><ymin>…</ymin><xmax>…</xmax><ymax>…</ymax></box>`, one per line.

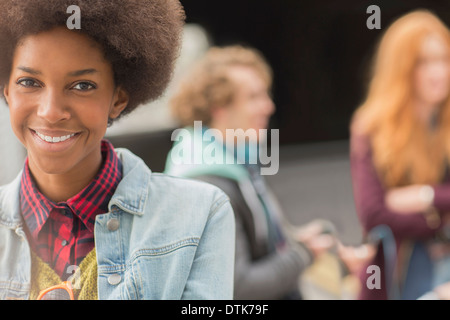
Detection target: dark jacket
<box><xmin>197</xmin><ymin>174</ymin><xmax>312</xmax><ymax>299</ymax></box>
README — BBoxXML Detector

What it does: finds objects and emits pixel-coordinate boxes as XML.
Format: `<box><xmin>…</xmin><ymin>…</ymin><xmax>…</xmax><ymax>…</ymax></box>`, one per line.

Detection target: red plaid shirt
<box><xmin>20</xmin><ymin>139</ymin><xmax>122</xmax><ymax>280</ymax></box>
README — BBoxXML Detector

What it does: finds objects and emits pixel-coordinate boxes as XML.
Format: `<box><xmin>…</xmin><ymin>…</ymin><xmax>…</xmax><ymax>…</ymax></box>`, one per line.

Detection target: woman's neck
<box><xmin>28</xmin><ymin>153</ymin><xmax>102</xmax><ymax>203</ymax></box>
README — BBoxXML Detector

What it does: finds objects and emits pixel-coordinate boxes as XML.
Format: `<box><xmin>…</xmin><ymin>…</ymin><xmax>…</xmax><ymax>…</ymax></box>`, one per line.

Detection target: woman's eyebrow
<box><xmin>68</xmin><ymin>68</ymin><xmax>99</xmax><ymax>77</ymax></box>
<box><xmin>16</xmin><ymin>67</ymin><xmax>99</xmax><ymax>77</ymax></box>
<box><xmin>17</xmin><ymin>66</ymin><xmax>41</xmax><ymax>75</ymax></box>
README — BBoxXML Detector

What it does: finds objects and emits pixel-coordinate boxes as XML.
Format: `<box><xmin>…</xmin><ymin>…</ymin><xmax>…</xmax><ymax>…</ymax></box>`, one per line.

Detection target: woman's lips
<box><xmin>30</xmin><ymin>128</ymin><xmax>81</xmax><ymax>151</ymax></box>
<box><xmin>34</xmin><ymin>130</ymin><xmax>76</xmax><ymax>143</ymax></box>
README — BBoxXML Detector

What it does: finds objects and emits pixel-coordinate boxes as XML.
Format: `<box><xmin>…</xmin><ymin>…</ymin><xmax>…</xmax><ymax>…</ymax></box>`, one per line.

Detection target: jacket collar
<box><xmin>0</xmin><ymin>173</ymin><xmax>22</xmax><ymax>229</ymax></box>
<box><xmin>107</xmin><ymin>148</ymin><xmax>151</xmax><ymax>216</ymax></box>
<box><xmin>0</xmin><ymin>147</ymin><xmax>151</xmax><ymax>228</ymax></box>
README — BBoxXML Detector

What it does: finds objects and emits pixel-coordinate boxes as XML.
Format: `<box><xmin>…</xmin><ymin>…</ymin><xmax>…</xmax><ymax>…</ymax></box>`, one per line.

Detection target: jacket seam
<box><xmin>208</xmin><ymin>194</ymin><xmax>231</xmax><ymax>221</ymax></box>
<box><xmin>0</xmin><ymin>221</ymin><xmax>22</xmax><ymax>230</ymax></box>
<box><xmin>0</xmin><ymin>281</ymin><xmax>30</xmax><ymax>292</ymax></box>
<box><xmin>96</xmin><ymin>238</ymin><xmax>201</xmax><ymax>275</ymax></box>
<box><xmin>130</xmin><ymin>237</ymin><xmax>200</xmax><ymax>259</ymax></box>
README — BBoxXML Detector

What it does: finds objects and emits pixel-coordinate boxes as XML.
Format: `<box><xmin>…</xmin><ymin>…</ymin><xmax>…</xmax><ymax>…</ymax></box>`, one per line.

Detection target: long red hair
<box><xmin>352</xmin><ymin>10</ymin><xmax>450</xmax><ymax>188</ymax></box>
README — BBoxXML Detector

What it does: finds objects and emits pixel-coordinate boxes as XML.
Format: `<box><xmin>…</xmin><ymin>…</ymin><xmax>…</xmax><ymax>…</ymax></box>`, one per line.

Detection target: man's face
<box><xmin>223</xmin><ymin>66</ymin><xmax>275</xmax><ymax>138</ymax></box>
<box><xmin>4</xmin><ymin>27</ymin><xmax>128</xmax><ymax>178</ymax></box>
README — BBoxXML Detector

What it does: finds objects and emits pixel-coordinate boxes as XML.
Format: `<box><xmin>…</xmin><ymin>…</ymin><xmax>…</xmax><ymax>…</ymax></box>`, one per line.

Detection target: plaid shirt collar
<box><xmin>20</xmin><ymin>139</ymin><xmax>122</xmax><ymax>238</ymax></box>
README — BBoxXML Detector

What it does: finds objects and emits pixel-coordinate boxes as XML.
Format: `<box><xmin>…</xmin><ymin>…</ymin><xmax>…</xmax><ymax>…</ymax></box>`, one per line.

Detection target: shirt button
<box><xmin>108</xmin><ymin>274</ymin><xmax>122</xmax><ymax>285</ymax></box>
<box><xmin>107</xmin><ymin>218</ymin><xmax>120</xmax><ymax>231</ymax></box>
<box><xmin>62</xmin><ymin>240</ymin><xmax>69</xmax><ymax>246</ymax></box>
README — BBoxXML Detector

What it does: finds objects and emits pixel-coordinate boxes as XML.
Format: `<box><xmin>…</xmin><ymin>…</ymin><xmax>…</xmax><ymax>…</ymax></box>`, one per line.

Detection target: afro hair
<box><xmin>0</xmin><ymin>0</ymin><xmax>185</xmax><ymax>120</ymax></box>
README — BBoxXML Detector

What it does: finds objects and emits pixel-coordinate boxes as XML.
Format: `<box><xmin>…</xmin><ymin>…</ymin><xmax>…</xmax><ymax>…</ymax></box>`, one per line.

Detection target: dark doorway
<box><xmin>180</xmin><ymin>0</ymin><xmax>450</xmax><ymax>144</ymax></box>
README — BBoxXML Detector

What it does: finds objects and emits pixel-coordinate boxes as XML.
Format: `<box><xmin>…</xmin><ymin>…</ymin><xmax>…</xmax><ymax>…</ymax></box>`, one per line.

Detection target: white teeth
<box><xmin>35</xmin><ymin>131</ymin><xmax>76</xmax><ymax>143</ymax></box>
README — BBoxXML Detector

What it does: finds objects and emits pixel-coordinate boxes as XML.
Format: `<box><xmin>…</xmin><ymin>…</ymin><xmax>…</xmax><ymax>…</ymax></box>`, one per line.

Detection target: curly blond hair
<box><xmin>170</xmin><ymin>45</ymin><xmax>273</xmax><ymax>126</ymax></box>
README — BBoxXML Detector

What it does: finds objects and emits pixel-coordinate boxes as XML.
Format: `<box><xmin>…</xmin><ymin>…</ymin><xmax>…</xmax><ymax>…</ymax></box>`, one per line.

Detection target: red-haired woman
<box><xmin>351</xmin><ymin>10</ymin><xmax>450</xmax><ymax>300</ymax></box>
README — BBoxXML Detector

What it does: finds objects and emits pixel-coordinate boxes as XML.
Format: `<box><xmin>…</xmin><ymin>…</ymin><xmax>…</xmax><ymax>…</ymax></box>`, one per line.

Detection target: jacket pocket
<box><xmin>128</xmin><ymin>237</ymin><xmax>200</xmax><ymax>299</ymax></box>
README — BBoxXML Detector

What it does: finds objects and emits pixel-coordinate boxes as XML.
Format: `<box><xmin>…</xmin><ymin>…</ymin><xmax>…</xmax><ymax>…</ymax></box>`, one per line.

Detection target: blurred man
<box><xmin>165</xmin><ymin>45</ymin><xmax>334</xmax><ymax>299</ymax></box>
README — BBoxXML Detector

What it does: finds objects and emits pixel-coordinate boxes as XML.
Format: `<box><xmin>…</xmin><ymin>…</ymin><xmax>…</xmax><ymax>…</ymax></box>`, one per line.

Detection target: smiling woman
<box><xmin>5</xmin><ymin>28</ymin><xmax>127</xmax><ymax>201</ymax></box>
<box><xmin>0</xmin><ymin>0</ymin><xmax>235</xmax><ymax>301</ymax></box>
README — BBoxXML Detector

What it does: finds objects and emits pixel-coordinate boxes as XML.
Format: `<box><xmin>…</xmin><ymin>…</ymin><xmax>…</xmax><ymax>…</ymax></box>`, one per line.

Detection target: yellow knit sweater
<box><xmin>30</xmin><ymin>249</ymin><xmax>98</xmax><ymax>300</ymax></box>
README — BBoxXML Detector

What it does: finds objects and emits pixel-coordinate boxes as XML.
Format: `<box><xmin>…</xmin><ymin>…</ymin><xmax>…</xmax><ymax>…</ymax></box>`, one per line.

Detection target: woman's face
<box><xmin>4</xmin><ymin>27</ymin><xmax>128</xmax><ymax>176</ymax></box>
<box><xmin>413</xmin><ymin>34</ymin><xmax>450</xmax><ymax>108</ymax></box>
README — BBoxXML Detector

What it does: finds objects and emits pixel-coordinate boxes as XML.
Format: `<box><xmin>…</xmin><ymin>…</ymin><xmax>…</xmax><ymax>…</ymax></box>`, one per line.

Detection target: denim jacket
<box><xmin>0</xmin><ymin>148</ymin><xmax>235</xmax><ymax>300</ymax></box>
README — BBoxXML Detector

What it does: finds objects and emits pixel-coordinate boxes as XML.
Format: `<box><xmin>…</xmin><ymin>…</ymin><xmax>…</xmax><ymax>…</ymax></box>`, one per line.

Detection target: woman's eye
<box><xmin>73</xmin><ymin>82</ymin><xmax>96</xmax><ymax>91</ymax></box>
<box><xmin>17</xmin><ymin>78</ymin><xmax>40</xmax><ymax>88</ymax></box>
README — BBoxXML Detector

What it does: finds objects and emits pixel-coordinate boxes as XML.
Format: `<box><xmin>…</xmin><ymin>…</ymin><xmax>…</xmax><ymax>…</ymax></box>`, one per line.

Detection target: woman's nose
<box><xmin>36</xmin><ymin>89</ymin><xmax>71</xmax><ymax>123</ymax></box>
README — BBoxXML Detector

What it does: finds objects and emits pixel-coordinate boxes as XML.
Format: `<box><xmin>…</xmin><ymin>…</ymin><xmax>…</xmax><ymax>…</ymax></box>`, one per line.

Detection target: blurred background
<box><xmin>1</xmin><ymin>0</ymin><xmax>450</xmax><ymax>246</ymax></box>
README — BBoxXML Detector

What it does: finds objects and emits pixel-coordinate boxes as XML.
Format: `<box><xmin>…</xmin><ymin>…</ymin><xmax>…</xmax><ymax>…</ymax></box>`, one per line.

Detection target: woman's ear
<box><xmin>3</xmin><ymin>84</ymin><xmax>9</xmax><ymax>105</ymax></box>
<box><xmin>109</xmin><ymin>86</ymin><xmax>129</xmax><ymax>120</ymax></box>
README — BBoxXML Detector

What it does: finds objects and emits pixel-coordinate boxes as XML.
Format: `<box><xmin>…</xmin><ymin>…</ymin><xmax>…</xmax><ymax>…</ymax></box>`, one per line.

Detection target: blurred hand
<box><xmin>303</xmin><ymin>233</ymin><xmax>336</xmax><ymax>258</ymax></box>
<box><xmin>385</xmin><ymin>184</ymin><xmax>431</xmax><ymax>214</ymax></box>
<box><xmin>434</xmin><ymin>282</ymin><xmax>450</xmax><ymax>300</ymax></box>
<box><xmin>294</xmin><ymin>220</ymin><xmax>336</xmax><ymax>258</ymax></box>
<box><xmin>337</xmin><ymin>242</ymin><xmax>376</xmax><ymax>275</ymax></box>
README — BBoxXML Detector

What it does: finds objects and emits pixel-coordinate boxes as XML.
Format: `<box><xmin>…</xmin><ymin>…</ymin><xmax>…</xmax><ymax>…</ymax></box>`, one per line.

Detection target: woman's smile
<box><xmin>29</xmin><ymin>128</ymin><xmax>81</xmax><ymax>152</ymax></box>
